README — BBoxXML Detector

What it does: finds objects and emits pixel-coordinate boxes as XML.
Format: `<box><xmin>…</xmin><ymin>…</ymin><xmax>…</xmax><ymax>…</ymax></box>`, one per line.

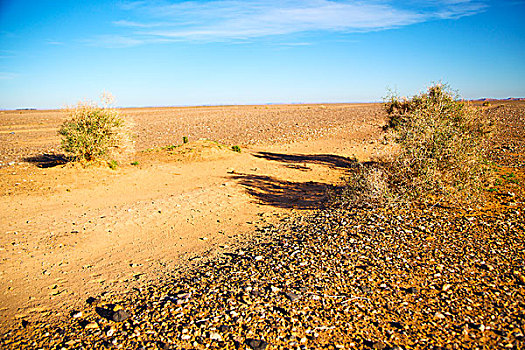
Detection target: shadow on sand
<box><xmin>23</xmin><ymin>153</ymin><xmax>69</xmax><ymax>168</ymax></box>
<box><xmin>230</xmin><ymin>151</ymin><xmax>374</xmax><ymax>209</ymax></box>
<box><xmin>231</xmin><ymin>173</ymin><xmax>330</xmax><ymax>210</ymax></box>
<box><xmin>252</xmin><ymin>151</ymin><xmax>358</xmax><ymax>170</ymax></box>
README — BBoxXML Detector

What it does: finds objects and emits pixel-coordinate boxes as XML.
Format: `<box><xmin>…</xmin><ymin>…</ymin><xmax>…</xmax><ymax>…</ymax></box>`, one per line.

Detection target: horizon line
<box><xmin>3</xmin><ymin>97</ymin><xmax>525</xmax><ymax>111</ymax></box>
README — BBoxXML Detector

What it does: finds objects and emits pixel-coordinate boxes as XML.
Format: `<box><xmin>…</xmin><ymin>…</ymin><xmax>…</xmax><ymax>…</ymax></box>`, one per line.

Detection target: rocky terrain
<box><xmin>0</xmin><ymin>102</ymin><xmax>524</xmax><ymax>349</ymax></box>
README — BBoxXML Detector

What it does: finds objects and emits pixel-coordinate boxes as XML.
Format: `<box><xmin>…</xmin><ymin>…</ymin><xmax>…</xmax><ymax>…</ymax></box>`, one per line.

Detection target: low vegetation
<box><xmin>340</xmin><ymin>84</ymin><xmax>494</xmax><ymax>207</ymax></box>
<box><xmin>58</xmin><ymin>94</ymin><xmax>124</xmax><ymax>162</ymax></box>
<box><xmin>108</xmin><ymin>159</ymin><xmax>118</xmax><ymax>170</ymax></box>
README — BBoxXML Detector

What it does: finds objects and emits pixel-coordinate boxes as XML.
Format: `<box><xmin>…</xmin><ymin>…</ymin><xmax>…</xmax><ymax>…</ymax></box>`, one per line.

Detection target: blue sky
<box><xmin>1</xmin><ymin>0</ymin><xmax>524</xmax><ymax>109</ymax></box>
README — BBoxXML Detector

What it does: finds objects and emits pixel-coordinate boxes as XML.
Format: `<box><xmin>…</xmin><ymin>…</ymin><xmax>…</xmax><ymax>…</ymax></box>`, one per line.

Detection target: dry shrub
<box><xmin>386</xmin><ymin>84</ymin><xmax>494</xmax><ymax>205</ymax></box>
<box><xmin>337</xmin><ymin>84</ymin><xmax>494</xmax><ymax>208</ymax></box>
<box><xmin>336</xmin><ymin>164</ymin><xmax>395</xmax><ymax>208</ymax></box>
<box><xmin>58</xmin><ymin>93</ymin><xmax>124</xmax><ymax>162</ymax></box>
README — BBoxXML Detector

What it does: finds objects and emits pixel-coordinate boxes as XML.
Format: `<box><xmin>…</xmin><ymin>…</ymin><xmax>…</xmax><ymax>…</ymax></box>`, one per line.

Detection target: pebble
<box><xmin>71</xmin><ymin>311</ymin><xmax>82</xmax><ymax>318</ymax></box>
<box><xmin>246</xmin><ymin>338</ymin><xmax>268</xmax><ymax>350</ymax></box>
<box><xmin>284</xmin><ymin>292</ymin><xmax>301</xmax><ymax>302</ymax></box>
<box><xmin>83</xmin><ymin>322</ymin><xmax>98</xmax><ymax>330</ymax></box>
<box><xmin>111</xmin><ymin>310</ymin><xmax>130</xmax><ymax>322</ymax></box>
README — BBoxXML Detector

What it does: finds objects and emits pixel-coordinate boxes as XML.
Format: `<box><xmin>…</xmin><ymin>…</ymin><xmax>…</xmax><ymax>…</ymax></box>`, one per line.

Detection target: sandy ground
<box><xmin>0</xmin><ymin>104</ymin><xmax>390</xmax><ymax>327</ymax></box>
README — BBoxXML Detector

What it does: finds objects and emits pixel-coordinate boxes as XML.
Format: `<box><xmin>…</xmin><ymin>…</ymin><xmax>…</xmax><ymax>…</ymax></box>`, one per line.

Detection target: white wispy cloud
<box><xmin>0</xmin><ymin>72</ymin><xmax>19</xmax><ymax>80</ymax></box>
<box><xmin>85</xmin><ymin>34</ymin><xmax>149</xmax><ymax>48</ymax></box>
<box><xmin>112</xmin><ymin>20</ymin><xmax>170</xmax><ymax>28</ymax></box>
<box><xmin>101</xmin><ymin>0</ymin><xmax>487</xmax><ymax>46</ymax></box>
<box><xmin>46</xmin><ymin>40</ymin><xmax>64</xmax><ymax>45</ymax></box>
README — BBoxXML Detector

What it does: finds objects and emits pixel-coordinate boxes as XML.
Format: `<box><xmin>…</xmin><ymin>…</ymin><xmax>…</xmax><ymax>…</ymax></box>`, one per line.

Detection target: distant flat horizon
<box><xmin>1</xmin><ymin>1</ymin><xmax>524</xmax><ymax>110</ymax></box>
<box><xmin>5</xmin><ymin>98</ymin><xmax>524</xmax><ymax>112</ymax></box>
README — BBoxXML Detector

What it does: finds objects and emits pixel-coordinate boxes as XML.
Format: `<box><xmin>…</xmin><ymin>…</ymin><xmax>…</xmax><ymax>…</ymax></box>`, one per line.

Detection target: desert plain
<box><xmin>0</xmin><ymin>102</ymin><xmax>524</xmax><ymax>349</ymax></box>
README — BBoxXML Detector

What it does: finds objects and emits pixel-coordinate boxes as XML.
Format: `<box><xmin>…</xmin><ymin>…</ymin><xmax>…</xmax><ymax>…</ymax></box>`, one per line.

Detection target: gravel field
<box><xmin>0</xmin><ymin>104</ymin><xmax>383</xmax><ymax>166</ymax></box>
<box><xmin>2</xmin><ymin>198</ymin><xmax>523</xmax><ymax>349</ymax></box>
<box><xmin>0</xmin><ymin>103</ymin><xmax>524</xmax><ymax>349</ymax></box>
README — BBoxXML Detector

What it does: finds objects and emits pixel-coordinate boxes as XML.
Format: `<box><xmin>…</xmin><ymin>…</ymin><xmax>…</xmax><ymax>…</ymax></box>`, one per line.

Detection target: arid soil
<box><xmin>0</xmin><ymin>104</ymin><xmax>389</xmax><ymax>325</ymax></box>
<box><xmin>0</xmin><ymin>102</ymin><xmax>524</xmax><ymax>349</ymax></box>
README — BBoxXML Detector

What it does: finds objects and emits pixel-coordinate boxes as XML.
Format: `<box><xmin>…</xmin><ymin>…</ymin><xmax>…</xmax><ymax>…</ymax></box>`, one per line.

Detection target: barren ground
<box><xmin>0</xmin><ymin>103</ymin><xmax>390</xmax><ymax>327</ymax></box>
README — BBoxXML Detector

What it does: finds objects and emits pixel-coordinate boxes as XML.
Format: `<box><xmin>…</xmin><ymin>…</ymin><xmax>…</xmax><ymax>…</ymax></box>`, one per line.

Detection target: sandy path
<box><xmin>0</xmin><ymin>104</ymin><xmax>389</xmax><ymax>327</ymax></box>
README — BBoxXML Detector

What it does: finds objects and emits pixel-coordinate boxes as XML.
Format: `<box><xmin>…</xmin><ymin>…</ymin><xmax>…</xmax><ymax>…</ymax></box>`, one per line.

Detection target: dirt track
<box><xmin>0</xmin><ymin>103</ymin><xmax>390</xmax><ymax>327</ymax></box>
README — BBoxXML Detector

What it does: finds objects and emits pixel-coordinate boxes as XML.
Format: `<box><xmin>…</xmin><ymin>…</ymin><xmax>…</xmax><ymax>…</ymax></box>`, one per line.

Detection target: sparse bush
<box><xmin>385</xmin><ymin>83</ymin><xmax>494</xmax><ymax>204</ymax></box>
<box><xmin>336</xmin><ymin>164</ymin><xmax>395</xmax><ymax>208</ymax></box>
<box><xmin>482</xmin><ymin>101</ymin><xmax>491</xmax><ymax>107</ymax></box>
<box><xmin>183</xmin><ymin>136</ymin><xmax>189</xmax><ymax>144</ymax></box>
<box><xmin>231</xmin><ymin>145</ymin><xmax>241</xmax><ymax>153</ymax></box>
<box><xmin>335</xmin><ymin>84</ymin><xmax>494</xmax><ymax>208</ymax></box>
<box><xmin>108</xmin><ymin>159</ymin><xmax>118</xmax><ymax>170</ymax></box>
<box><xmin>131</xmin><ymin>161</ymin><xmax>139</xmax><ymax>166</ymax></box>
<box><xmin>58</xmin><ymin>94</ymin><xmax>123</xmax><ymax>162</ymax></box>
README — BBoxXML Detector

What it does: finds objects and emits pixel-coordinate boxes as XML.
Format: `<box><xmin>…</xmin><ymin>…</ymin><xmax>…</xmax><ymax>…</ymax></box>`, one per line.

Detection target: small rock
<box><xmin>359</xmin><ymin>285</ymin><xmax>371</xmax><ymax>293</ymax></box>
<box><xmin>442</xmin><ymin>284</ymin><xmax>452</xmax><ymax>292</ymax></box>
<box><xmin>71</xmin><ymin>311</ymin><xmax>83</xmax><ymax>318</ymax></box>
<box><xmin>86</xmin><ymin>297</ymin><xmax>99</xmax><ymax>305</ymax></box>
<box><xmin>404</xmin><ymin>287</ymin><xmax>418</xmax><ymax>294</ymax></box>
<box><xmin>210</xmin><ymin>332</ymin><xmax>223</xmax><ymax>341</ymax></box>
<box><xmin>373</xmin><ymin>341</ymin><xmax>386</xmax><ymax>349</ymax></box>
<box><xmin>434</xmin><ymin>312</ymin><xmax>446</xmax><ymax>319</ymax></box>
<box><xmin>158</xmin><ymin>341</ymin><xmax>170</xmax><ymax>349</ymax></box>
<box><xmin>284</xmin><ymin>292</ymin><xmax>300</xmax><ymax>301</ymax></box>
<box><xmin>246</xmin><ymin>338</ymin><xmax>268</xmax><ymax>350</ymax></box>
<box><xmin>84</xmin><ymin>322</ymin><xmax>99</xmax><ymax>330</ymax></box>
<box><xmin>111</xmin><ymin>309</ymin><xmax>130</xmax><ymax>322</ymax></box>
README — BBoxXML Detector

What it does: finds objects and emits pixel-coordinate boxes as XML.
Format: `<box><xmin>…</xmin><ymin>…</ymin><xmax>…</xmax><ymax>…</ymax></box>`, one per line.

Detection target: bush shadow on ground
<box><xmin>23</xmin><ymin>153</ymin><xmax>69</xmax><ymax>168</ymax></box>
<box><xmin>231</xmin><ymin>151</ymin><xmax>378</xmax><ymax>209</ymax></box>
<box><xmin>252</xmin><ymin>151</ymin><xmax>358</xmax><ymax>171</ymax></box>
<box><xmin>230</xmin><ymin>173</ymin><xmax>330</xmax><ymax>209</ymax></box>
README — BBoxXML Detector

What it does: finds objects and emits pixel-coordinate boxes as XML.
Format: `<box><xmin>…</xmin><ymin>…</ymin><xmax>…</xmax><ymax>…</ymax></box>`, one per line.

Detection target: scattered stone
<box><xmin>71</xmin><ymin>311</ymin><xmax>82</xmax><ymax>318</ymax></box>
<box><xmin>158</xmin><ymin>341</ymin><xmax>170</xmax><ymax>349</ymax></box>
<box><xmin>111</xmin><ymin>310</ymin><xmax>130</xmax><ymax>322</ymax></box>
<box><xmin>83</xmin><ymin>322</ymin><xmax>99</xmax><ymax>330</ymax></box>
<box><xmin>1</xmin><ymin>128</ymin><xmax>524</xmax><ymax>349</ymax></box>
<box><xmin>284</xmin><ymin>292</ymin><xmax>301</xmax><ymax>302</ymax></box>
<box><xmin>86</xmin><ymin>297</ymin><xmax>99</xmax><ymax>305</ymax></box>
<box><xmin>434</xmin><ymin>312</ymin><xmax>446</xmax><ymax>320</ymax></box>
<box><xmin>246</xmin><ymin>338</ymin><xmax>268</xmax><ymax>350</ymax></box>
<box><xmin>209</xmin><ymin>332</ymin><xmax>223</xmax><ymax>341</ymax></box>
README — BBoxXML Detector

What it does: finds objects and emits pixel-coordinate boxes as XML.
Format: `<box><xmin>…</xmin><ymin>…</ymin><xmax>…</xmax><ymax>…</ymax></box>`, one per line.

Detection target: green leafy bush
<box><xmin>231</xmin><ymin>145</ymin><xmax>241</xmax><ymax>153</ymax></box>
<box><xmin>385</xmin><ymin>84</ymin><xmax>494</xmax><ymax>204</ymax></box>
<box><xmin>58</xmin><ymin>95</ymin><xmax>123</xmax><ymax>162</ymax></box>
<box><xmin>183</xmin><ymin>136</ymin><xmax>189</xmax><ymax>144</ymax></box>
